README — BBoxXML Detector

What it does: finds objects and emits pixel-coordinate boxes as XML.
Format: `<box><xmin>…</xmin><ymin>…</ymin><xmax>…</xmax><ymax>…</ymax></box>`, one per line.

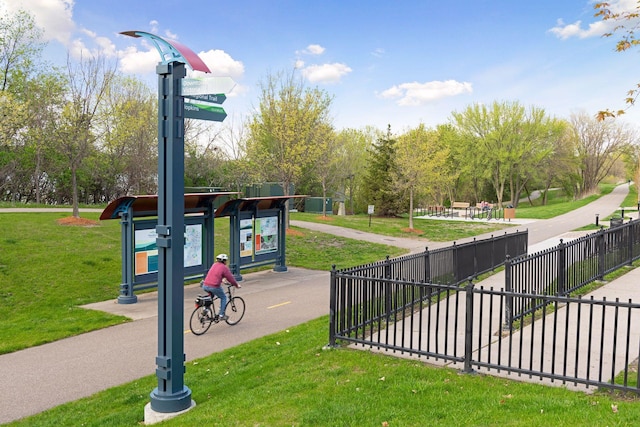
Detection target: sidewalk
<box><xmin>0</xmin><ymin>184</ymin><xmax>634</xmax><ymax>423</ymax></box>
<box><xmin>363</xmin><ymin>263</ymin><xmax>640</xmax><ymax>393</ymax></box>
<box><xmin>0</xmin><ymin>267</ymin><xmax>331</xmax><ymax>424</ymax></box>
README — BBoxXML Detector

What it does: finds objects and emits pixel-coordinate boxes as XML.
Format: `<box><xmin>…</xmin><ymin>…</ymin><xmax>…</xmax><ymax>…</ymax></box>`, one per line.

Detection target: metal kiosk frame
<box><xmin>100</xmin><ymin>192</ymin><xmax>238</xmax><ymax>304</ymax></box>
<box><xmin>215</xmin><ymin>195</ymin><xmax>308</xmax><ymax>280</ymax></box>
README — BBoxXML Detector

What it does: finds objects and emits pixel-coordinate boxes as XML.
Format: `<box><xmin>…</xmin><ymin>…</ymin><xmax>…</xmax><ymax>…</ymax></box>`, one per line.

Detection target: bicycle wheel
<box><xmin>225</xmin><ymin>296</ymin><xmax>245</xmax><ymax>325</ymax></box>
<box><xmin>190</xmin><ymin>305</ymin><xmax>213</xmax><ymax>335</ymax></box>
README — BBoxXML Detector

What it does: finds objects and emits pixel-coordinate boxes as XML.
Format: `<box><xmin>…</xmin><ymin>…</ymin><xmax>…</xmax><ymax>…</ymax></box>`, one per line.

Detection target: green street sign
<box><xmin>185</xmin><ymin>93</ymin><xmax>226</xmax><ymax>104</ymax></box>
<box><xmin>184</xmin><ymin>102</ymin><xmax>227</xmax><ymax>122</ymax></box>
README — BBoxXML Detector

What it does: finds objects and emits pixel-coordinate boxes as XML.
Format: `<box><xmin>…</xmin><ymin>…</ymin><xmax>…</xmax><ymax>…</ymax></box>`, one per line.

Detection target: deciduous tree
<box><xmin>246</xmin><ymin>70</ymin><xmax>333</xmax><ymax>226</ymax></box>
<box><xmin>100</xmin><ymin>75</ymin><xmax>157</xmax><ymax>197</ymax></box>
<box><xmin>395</xmin><ymin>124</ymin><xmax>449</xmax><ymax>229</ymax></box>
<box><xmin>570</xmin><ymin>111</ymin><xmax>635</xmax><ymax>195</ymax></box>
<box><xmin>55</xmin><ymin>53</ymin><xmax>116</xmax><ymax>216</ymax></box>
<box><xmin>334</xmin><ymin>127</ymin><xmax>373</xmax><ymax>214</ymax></box>
<box><xmin>452</xmin><ymin>101</ymin><xmax>558</xmax><ymax>208</ymax></box>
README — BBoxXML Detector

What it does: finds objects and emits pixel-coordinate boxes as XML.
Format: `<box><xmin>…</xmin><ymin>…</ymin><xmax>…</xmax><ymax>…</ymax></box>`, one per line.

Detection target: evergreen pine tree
<box><xmin>363</xmin><ymin>125</ymin><xmax>404</xmax><ymax>216</ymax></box>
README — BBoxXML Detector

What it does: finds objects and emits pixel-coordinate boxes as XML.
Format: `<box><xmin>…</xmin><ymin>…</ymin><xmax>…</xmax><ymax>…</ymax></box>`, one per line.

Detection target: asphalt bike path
<box><xmin>0</xmin><ymin>184</ymin><xmax>634</xmax><ymax>423</ymax></box>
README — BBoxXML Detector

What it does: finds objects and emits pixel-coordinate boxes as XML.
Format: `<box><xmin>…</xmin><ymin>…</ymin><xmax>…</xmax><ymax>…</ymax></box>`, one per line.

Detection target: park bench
<box><xmin>450</xmin><ymin>201</ymin><xmax>471</xmax><ymax>218</ymax></box>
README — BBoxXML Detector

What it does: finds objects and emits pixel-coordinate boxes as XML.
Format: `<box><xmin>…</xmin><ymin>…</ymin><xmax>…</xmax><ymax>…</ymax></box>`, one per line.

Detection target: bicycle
<box><xmin>189</xmin><ymin>282</ymin><xmax>246</xmax><ymax>335</ymax></box>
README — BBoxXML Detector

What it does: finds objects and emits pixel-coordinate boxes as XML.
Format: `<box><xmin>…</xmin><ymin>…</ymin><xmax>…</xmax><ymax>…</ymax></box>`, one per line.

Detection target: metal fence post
<box><xmin>463</xmin><ymin>279</ymin><xmax>475</xmax><ymax>373</ymax></box>
<box><xmin>490</xmin><ymin>234</ymin><xmax>495</xmax><ymax>269</ymax></box>
<box><xmin>328</xmin><ymin>265</ymin><xmax>337</xmax><ymax>347</ymax></box>
<box><xmin>557</xmin><ymin>239</ymin><xmax>566</xmax><ymax>296</ymax></box>
<box><xmin>384</xmin><ymin>255</ymin><xmax>392</xmax><ymax>319</ymax></box>
<box><xmin>597</xmin><ymin>230</ymin><xmax>606</xmax><ymax>280</ymax></box>
<box><xmin>473</xmin><ymin>237</ymin><xmax>478</xmax><ymax>277</ymax></box>
<box><xmin>453</xmin><ymin>241</ymin><xmax>458</xmax><ymax>283</ymax></box>
<box><xmin>424</xmin><ymin>247</ymin><xmax>430</xmax><ymax>283</ymax></box>
<box><xmin>624</xmin><ymin>221</ymin><xmax>633</xmax><ymax>265</ymax></box>
<box><xmin>504</xmin><ymin>255</ymin><xmax>513</xmax><ymax>328</ymax></box>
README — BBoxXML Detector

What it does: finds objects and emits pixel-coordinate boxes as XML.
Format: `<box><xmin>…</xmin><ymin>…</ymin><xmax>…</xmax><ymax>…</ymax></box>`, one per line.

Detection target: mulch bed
<box><xmin>56</xmin><ymin>216</ymin><xmax>100</xmax><ymax>227</ymax></box>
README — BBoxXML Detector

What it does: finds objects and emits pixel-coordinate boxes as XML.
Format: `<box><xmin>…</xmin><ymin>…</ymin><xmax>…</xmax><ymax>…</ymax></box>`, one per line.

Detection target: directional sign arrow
<box><xmin>181</xmin><ymin>77</ymin><xmax>236</xmax><ymax>96</ymax></box>
<box><xmin>185</xmin><ymin>93</ymin><xmax>227</xmax><ymax>104</ymax></box>
<box><xmin>184</xmin><ymin>102</ymin><xmax>227</xmax><ymax>122</ymax></box>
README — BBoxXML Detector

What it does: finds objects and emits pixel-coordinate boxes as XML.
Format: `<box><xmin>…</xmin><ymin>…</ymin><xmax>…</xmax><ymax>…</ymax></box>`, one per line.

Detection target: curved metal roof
<box><xmin>99</xmin><ymin>193</ymin><xmax>239</xmax><ymax>220</ymax></box>
<box><xmin>100</xmin><ymin>194</ymin><xmax>308</xmax><ymax>220</ymax></box>
<box><xmin>214</xmin><ymin>195</ymin><xmax>308</xmax><ymax>217</ymax></box>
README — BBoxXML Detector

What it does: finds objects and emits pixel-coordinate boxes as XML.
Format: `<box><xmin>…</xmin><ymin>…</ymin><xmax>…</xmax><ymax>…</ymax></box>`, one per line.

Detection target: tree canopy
<box><xmin>0</xmin><ymin>7</ymin><xmax>634</xmax><ymax>219</ymax></box>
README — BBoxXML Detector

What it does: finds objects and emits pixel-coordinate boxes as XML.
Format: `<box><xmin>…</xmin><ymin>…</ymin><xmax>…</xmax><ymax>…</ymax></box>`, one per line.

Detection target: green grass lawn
<box><xmin>0</xmin><ymin>212</ymin><xmax>407</xmax><ymax>355</ymax></box>
<box><xmin>3</xmin><ymin>184</ymin><xmax>639</xmax><ymax>426</ymax></box>
<box><xmin>1</xmin><ymin>206</ymin><xmax>506</xmax><ymax>355</ymax></box>
<box><xmin>8</xmin><ymin>317</ymin><xmax>640</xmax><ymax>427</ymax></box>
<box><xmin>1</xmin><ymin>184</ymin><xmax>625</xmax><ymax>354</ymax></box>
<box><xmin>291</xmin><ymin>212</ymin><xmax>510</xmax><ymax>241</ymax></box>
<box><xmin>508</xmin><ymin>184</ymin><xmax>616</xmax><ymax>219</ymax></box>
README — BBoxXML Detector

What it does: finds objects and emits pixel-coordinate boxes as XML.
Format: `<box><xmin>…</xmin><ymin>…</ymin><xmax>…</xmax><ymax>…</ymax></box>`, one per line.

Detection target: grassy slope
<box><xmin>8</xmin><ymin>317</ymin><xmax>640</xmax><ymax>427</ymax></box>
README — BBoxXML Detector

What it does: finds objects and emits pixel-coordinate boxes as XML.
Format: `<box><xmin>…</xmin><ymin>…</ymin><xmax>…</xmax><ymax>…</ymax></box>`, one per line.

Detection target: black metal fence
<box><xmin>506</xmin><ymin>220</ymin><xmax>640</xmax><ymax>324</ymax></box>
<box><xmin>330</xmin><ymin>231</ymin><xmax>527</xmax><ymax>345</ymax></box>
<box><xmin>415</xmin><ymin>206</ymin><xmax>505</xmax><ymax>221</ymax></box>
<box><xmin>338</xmin><ymin>230</ymin><xmax>528</xmax><ymax>287</ymax></box>
<box><xmin>329</xmin><ymin>221</ymin><xmax>640</xmax><ymax>393</ymax></box>
<box><xmin>329</xmin><ymin>277</ymin><xmax>640</xmax><ymax>394</ymax></box>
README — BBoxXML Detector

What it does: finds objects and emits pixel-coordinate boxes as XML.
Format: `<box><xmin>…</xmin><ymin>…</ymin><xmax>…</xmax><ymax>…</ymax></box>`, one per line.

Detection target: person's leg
<box><xmin>207</xmin><ymin>286</ymin><xmax>227</xmax><ymax>317</ymax></box>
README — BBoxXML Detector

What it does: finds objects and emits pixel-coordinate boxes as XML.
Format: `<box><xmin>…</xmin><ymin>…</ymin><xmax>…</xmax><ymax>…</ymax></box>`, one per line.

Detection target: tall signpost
<box><xmin>121</xmin><ymin>31</ymin><xmax>234</xmax><ymax>423</ymax></box>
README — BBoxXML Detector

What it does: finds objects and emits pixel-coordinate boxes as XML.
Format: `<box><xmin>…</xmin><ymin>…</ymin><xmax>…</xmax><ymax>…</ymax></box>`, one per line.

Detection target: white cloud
<box><xmin>548</xmin><ymin>18</ymin><xmax>610</xmax><ymax>39</ymax></box>
<box><xmin>165</xmin><ymin>29</ymin><xmax>178</xmax><ymax>40</ymax></box>
<box><xmin>549</xmin><ymin>0</ymin><xmax>640</xmax><ymax>40</ymax></box>
<box><xmin>371</xmin><ymin>48</ymin><xmax>385</xmax><ymax>58</ymax></box>
<box><xmin>1</xmin><ymin>0</ymin><xmax>75</xmax><ymax>44</ymax></box>
<box><xmin>118</xmin><ymin>45</ymin><xmax>160</xmax><ymax>74</ymax></box>
<box><xmin>196</xmin><ymin>49</ymin><xmax>245</xmax><ymax>79</ymax></box>
<box><xmin>379</xmin><ymin>80</ymin><xmax>473</xmax><ymax>106</ymax></box>
<box><xmin>297</xmin><ymin>44</ymin><xmax>325</xmax><ymax>55</ymax></box>
<box><xmin>300</xmin><ymin>63</ymin><xmax>352</xmax><ymax>84</ymax></box>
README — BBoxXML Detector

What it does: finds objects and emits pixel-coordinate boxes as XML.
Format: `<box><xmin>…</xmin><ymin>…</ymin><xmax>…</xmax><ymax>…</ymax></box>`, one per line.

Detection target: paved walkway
<box><xmin>0</xmin><ymin>184</ymin><xmax>636</xmax><ymax>423</ymax></box>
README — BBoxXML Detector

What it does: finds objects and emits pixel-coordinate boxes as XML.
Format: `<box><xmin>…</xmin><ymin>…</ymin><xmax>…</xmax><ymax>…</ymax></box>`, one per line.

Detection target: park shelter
<box><xmin>214</xmin><ymin>195</ymin><xmax>308</xmax><ymax>279</ymax></box>
<box><xmin>100</xmin><ymin>193</ymin><xmax>236</xmax><ymax>303</ymax></box>
<box><xmin>100</xmin><ymin>193</ymin><xmax>307</xmax><ymax>303</ymax></box>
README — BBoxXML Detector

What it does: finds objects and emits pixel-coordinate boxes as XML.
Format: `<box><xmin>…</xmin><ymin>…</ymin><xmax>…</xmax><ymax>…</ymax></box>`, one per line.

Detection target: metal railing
<box><xmin>329</xmin><ymin>276</ymin><xmax>640</xmax><ymax>393</ymax></box>
<box><xmin>328</xmin><ymin>221</ymin><xmax>640</xmax><ymax>393</ymax></box>
<box><xmin>506</xmin><ymin>220</ymin><xmax>640</xmax><ymax>324</ymax></box>
<box><xmin>339</xmin><ymin>230</ymin><xmax>528</xmax><ymax>287</ymax></box>
<box><xmin>415</xmin><ymin>206</ymin><xmax>506</xmax><ymax>221</ymax></box>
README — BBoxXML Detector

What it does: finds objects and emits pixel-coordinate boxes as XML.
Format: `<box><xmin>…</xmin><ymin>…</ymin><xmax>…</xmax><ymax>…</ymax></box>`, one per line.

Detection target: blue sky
<box><xmin>4</xmin><ymin>0</ymin><xmax>640</xmax><ymax>132</ymax></box>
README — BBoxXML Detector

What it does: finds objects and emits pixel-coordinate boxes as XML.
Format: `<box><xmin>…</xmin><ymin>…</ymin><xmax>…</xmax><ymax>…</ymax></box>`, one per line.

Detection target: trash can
<box><xmin>504</xmin><ymin>208</ymin><xmax>516</xmax><ymax>220</ymax></box>
<box><xmin>610</xmin><ymin>217</ymin><xmax>623</xmax><ymax>228</ymax></box>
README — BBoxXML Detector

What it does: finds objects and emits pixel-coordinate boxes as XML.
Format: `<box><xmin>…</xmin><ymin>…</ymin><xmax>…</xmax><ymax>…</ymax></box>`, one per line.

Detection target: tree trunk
<box><xmin>409</xmin><ymin>187</ymin><xmax>414</xmax><ymax>230</ymax></box>
<box><xmin>35</xmin><ymin>146</ymin><xmax>41</xmax><ymax>205</ymax></box>
<box><xmin>321</xmin><ymin>179</ymin><xmax>327</xmax><ymax>217</ymax></box>
<box><xmin>72</xmin><ymin>164</ymin><xmax>79</xmax><ymax>218</ymax></box>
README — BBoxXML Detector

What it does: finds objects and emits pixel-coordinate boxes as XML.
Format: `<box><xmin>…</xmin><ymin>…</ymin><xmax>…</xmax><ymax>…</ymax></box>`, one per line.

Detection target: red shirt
<box><xmin>203</xmin><ymin>261</ymin><xmax>238</xmax><ymax>287</ymax></box>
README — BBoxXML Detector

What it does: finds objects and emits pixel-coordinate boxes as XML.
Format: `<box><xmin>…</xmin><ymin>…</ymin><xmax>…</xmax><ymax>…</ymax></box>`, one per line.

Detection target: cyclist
<box><xmin>202</xmin><ymin>253</ymin><xmax>241</xmax><ymax>320</ymax></box>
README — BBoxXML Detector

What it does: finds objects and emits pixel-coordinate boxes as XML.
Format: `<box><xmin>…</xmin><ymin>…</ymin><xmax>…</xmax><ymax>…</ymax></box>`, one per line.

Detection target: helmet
<box><xmin>216</xmin><ymin>253</ymin><xmax>229</xmax><ymax>262</ymax></box>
